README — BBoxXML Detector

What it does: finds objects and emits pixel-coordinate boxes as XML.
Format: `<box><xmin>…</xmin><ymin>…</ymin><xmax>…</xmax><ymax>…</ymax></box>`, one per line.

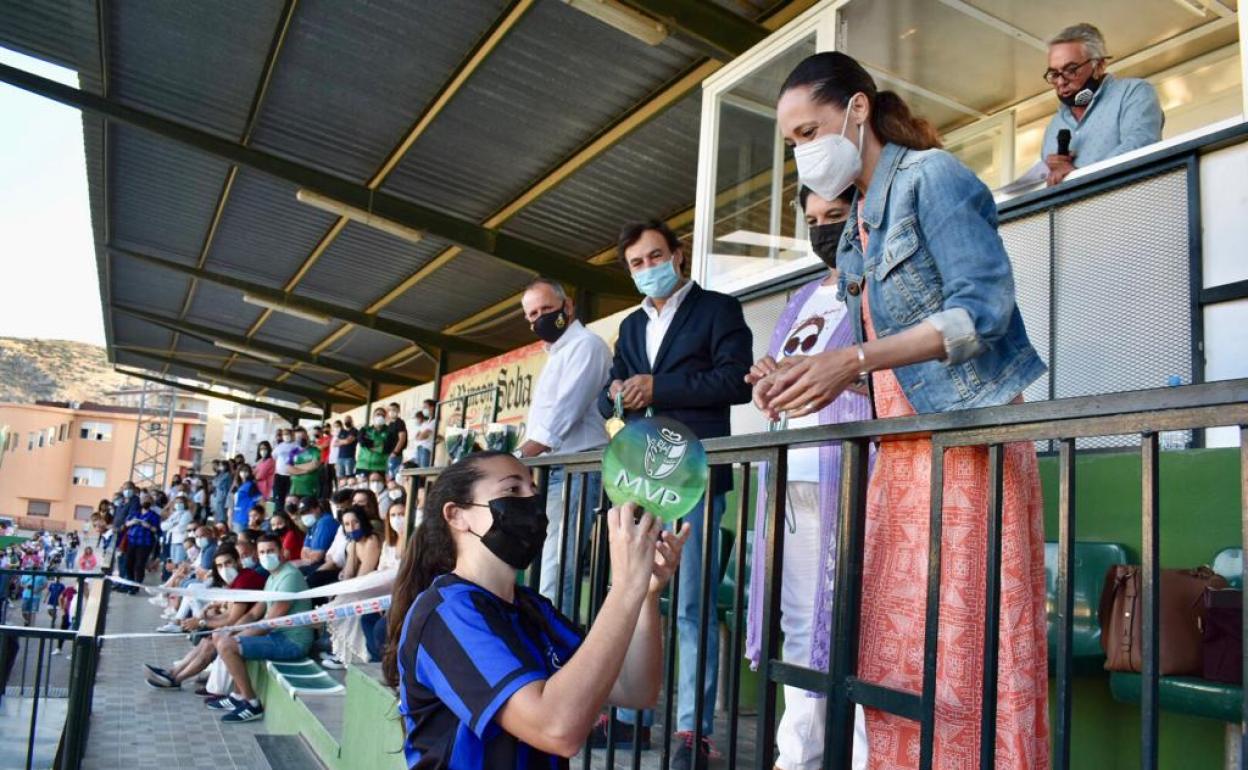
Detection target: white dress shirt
<box><xmin>526</xmin><ymin>320</ymin><xmax>612</xmax><ymax>453</ymax></box>
<box><xmin>641</xmin><ymin>280</ymin><xmax>696</xmax><ymax>367</ymax></box>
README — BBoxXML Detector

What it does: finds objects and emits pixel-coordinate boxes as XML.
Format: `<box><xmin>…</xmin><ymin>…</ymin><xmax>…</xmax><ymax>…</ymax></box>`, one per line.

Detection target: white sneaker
<box><xmin>320</xmin><ymin>655</ymin><xmax>346</xmax><ymax>670</ymax></box>
<box><xmin>148</xmin><ymin>596</ymin><xmax>165</xmax><ymax>607</ymax></box>
<box><xmin>156</xmin><ymin>623</ymin><xmax>182</xmax><ymax>633</ymax></box>
<box><xmin>51</xmin><ymin>649</ymin><xmax>61</xmax><ymax>656</ymax></box>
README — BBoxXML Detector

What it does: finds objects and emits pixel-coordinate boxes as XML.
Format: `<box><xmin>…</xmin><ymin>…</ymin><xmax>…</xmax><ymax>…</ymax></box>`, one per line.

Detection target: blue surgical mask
<box><xmin>347</xmin><ymin>529</ymin><xmax>364</xmax><ymax>542</ymax></box>
<box><xmin>259</xmin><ymin>553</ymin><xmax>281</xmax><ymax>572</ymax></box>
<box><xmin>632</xmin><ymin>259</ymin><xmax>680</xmax><ymax>299</ymax></box>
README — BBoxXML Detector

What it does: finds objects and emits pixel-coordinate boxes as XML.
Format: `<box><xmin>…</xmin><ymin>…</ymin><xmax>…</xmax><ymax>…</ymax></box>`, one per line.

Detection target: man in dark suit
<box><xmin>596</xmin><ymin>219</ymin><xmax>752</xmax><ymax>766</ymax></box>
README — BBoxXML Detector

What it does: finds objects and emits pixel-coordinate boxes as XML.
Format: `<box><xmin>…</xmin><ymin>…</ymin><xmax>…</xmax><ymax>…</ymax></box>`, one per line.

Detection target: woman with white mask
<box><xmin>751</xmin><ymin>51</ymin><xmax>1048</xmax><ymax>770</ymax></box>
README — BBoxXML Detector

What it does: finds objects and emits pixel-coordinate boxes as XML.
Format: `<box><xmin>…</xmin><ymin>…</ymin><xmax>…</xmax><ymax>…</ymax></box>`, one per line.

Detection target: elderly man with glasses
<box><xmin>1041</xmin><ymin>23</ymin><xmax>1163</xmax><ymax>187</ymax></box>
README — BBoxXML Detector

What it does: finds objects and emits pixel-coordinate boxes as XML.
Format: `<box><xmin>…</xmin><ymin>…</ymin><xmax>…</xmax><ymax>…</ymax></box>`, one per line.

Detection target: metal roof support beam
<box><xmin>107</xmin><ymin>245</ymin><xmax>502</xmax><ymax>356</ymax></box>
<box><xmin>619</xmin><ymin>0</ymin><xmax>768</xmax><ymax>60</ymax></box>
<box><xmin>117</xmin><ymin>368</ymin><xmax>320</xmax><ymax>423</ymax></box>
<box><xmin>0</xmin><ymin>62</ymin><xmax>635</xmax><ymax>297</ymax></box>
<box><xmin>121</xmin><ymin>350</ymin><xmax>364</xmax><ymax>405</ymax></box>
<box><xmin>111</xmin><ymin>303</ymin><xmax>426</xmax><ymax>388</ymax></box>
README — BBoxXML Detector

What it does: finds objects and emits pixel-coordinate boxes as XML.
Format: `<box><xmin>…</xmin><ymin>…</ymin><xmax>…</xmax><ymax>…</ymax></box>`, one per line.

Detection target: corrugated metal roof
<box><xmin>109</xmin><ymin>0</ymin><xmax>285</xmax><ymax>139</ymax></box>
<box><xmin>292</xmin><ymin>223</ymin><xmax>443</xmax><ymax>309</ymax></box>
<box><xmin>246</xmin><ymin>0</ymin><xmax>510</xmax><ymax>181</ymax></box>
<box><xmin>110</xmin><ymin>314</ymin><xmax>174</xmax><ymax>352</ymax></box>
<box><xmin>248</xmin><ymin>307</ymin><xmax>341</xmax><ymax>351</ymax></box>
<box><xmin>500</xmin><ymin>93</ymin><xmax>703</xmax><ymax>256</ymax></box>
<box><xmin>108</xmin><ymin>252</ymin><xmax>194</xmax><ymax>317</ymax></box>
<box><xmin>380</xmin><ymin>249</ymin><xmax>533</xmax><ymax>330</ymax></box>
<box><xmin>380</xmin><ymin>0</ymin><xmax>701</xmax><ymax>221</ymax></box>
<box><xmin>312</xmin><ymin>325</ymin><xmax>415</xmax><ymax>368</ymax></box>
<box><xmin>0</xmin><ymin>0</ymin><xmax>100</xmax><ymax>74</ymax></box>
<box><xmin>109</xmin><ymin>126</ymin><xmax>233</xmax><ymax>261</ymax></box>
<box><xmin>203</xmin><ymin>168</ymin><xmax>339</xmax><ymax>286</ymax></box>
<box><xmin>184</xmin><ymin>282</ymin><xmax>268</xmax><ymax>336</ymax></box>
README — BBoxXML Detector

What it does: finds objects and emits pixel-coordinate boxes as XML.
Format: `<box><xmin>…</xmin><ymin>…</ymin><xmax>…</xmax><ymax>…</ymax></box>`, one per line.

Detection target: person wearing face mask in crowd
<box><xmin>325</xmin><ymin>422</ymin><xmax>340</xmax><ymax>491</ymax></box>
<box><xmin>253</xmin><ymin>441</ymin><xmax>275</xmax><ymax>502</ymax></box>
<box><xmin>334</xmin><ymin>416</ymin><xmax>359</xmax><ymax>479</ymax></box>
<box><xmin>320</xmin><ymin>503</ymin><xmax>386</xmax><ymax>669</ymax></box>
<box><xmin>211</xmin><ymin>461</ymin><xmax>233</xmax><ymax>524</ymax></box>
<box><xmin>1040</xmin><ymin>23</ymin><xmax>1162</xmax><ymax>186</ymax></box>
<box><xmin>144</xmin><ymin>545</ymin><xmax>268</xmax><ymax>691</ymax></box>
<box><xmin>381</xmin><ymin>403</ymin><xmax>409</xmax><ymax>481</ymax></box>
<box><xmin>308</xmin><ymin>490</ymin><xmax>356</xmax><ymax>590</ymax></box>
<box><xmin>231</xmin><ymin>463</ymin><xmax>262</xmax><ymax>535</ymax></box>
<box><xmin>384</xmin><ymin>451</ymin><xmax>690</xmax><ymax>767</ymax></box>
<box><xmin>741</xmin><ymin>185</ymin><xmax>872</xmax><ymax>770</ymax></box>
<box><xmin>754</xmin><ymin>51</ymin><xmax>1048</xmax><ymax>769</ymax></box>
<box><xmin>368</xmin><ymin>472</ymin><xmax>387</xmax><ymax>499</ymax></box>
<box><xmin>291</xmin><ymin>497</ymin><xmax>337</xmax><ymax>574</ymax></box>
<box><xmin>271</xmin><ymin>429</ymin><xmax>298</xmax><ymax>504</ymax></box>
<box><xmin>355</xmin><ymin>408</ymin><xmax>390</xmax><ymax>478</ymax></box>
<box><xmin>267</xmin><ymin>510</ymin><xmax>304</xmax><ymax>563</ymax></box>
<box><xmin>121</xmin><ymin>494</ymin><xmax>162</xmax><ymax>592</ymax></box>
<box><xmin>245</xmin><ymin>503</ymin><xmax>268</xmax><ymax>533</ymax></box>
<box><xmin>411</xmin><ymin>400</ymin><xmax>437</xmax><ymax>468</ymax></box>
<box><xmin>287</xmin><ymin>427</ymin><xmax>323</xmax><ymax>502</ymax></box>
<box><xmin>517</xmin><ymin>277</ymin><xmax>611</xmax><ymax>616</ymax></box>
<box><xmin>210</xmin><ymin>533</ymin><xmax>313</xmax><ymax>723</ymax></box>
<box><xmin>598</xmin><ymin>219</ymin><xmax>753</xmax><ymax>759</ymax></box>
<box><xmin>161</xmin><ymin>490</ymin><xmax>195</xmax><ymax>566</ymax></box>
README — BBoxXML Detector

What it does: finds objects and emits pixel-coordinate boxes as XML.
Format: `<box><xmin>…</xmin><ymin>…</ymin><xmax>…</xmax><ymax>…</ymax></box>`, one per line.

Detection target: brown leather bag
<box><xmin>1098</xmin><ymin>565</ymin><xmax>1228</xmax><ymax>675</ymax></box>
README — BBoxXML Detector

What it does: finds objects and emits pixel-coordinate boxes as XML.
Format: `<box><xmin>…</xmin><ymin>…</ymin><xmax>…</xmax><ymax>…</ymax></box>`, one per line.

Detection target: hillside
<box><xmin>0</xmin><ymin>337</ymin><xmax>133</xmax><ymax>404</ymax></box>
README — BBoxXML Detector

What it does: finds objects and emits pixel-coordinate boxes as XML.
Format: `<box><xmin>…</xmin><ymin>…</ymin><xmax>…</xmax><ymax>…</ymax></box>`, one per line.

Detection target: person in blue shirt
<box><xmin>293</xmin><ymin>496</ymin><xmax>338</xmax><ymax>576</ymax></box>
<box><xmin>122</xmin><ymin>495</ymin><xmax>163</xmax><ymax>592</ymax></box>
<box><xmin>1040</xmin><ymin>23</ymin><xmax>1163</xmax><ymax>186</ymax></box>
<box><xmin>383</xmin><ymin>451</ymin><xmax>690</xmax><ymax>768</ymax></box>
<box><xmin>231</xmin><ymin>463</ymin><xmax>263</xmax><ymax>534</ymax></box>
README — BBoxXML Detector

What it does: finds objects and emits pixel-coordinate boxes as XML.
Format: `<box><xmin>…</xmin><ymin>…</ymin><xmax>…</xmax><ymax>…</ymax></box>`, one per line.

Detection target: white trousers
<box><xmin>777</xmin><ymin>482</ymin><xmax>868</xmax><ymax>770</ymax></box>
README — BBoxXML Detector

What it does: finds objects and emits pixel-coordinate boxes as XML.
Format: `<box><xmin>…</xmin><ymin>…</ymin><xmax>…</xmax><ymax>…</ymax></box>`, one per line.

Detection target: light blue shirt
<box><xmin>1040</xmin><ymin>74</ymin><xmax>1164</xmax><ymax>169</ymax></box>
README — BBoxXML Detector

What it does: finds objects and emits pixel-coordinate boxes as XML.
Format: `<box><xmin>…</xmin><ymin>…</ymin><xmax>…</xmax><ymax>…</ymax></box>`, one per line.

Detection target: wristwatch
<box><xmin>198</xmin><ymin>618</ymin><xmax>207</xmax><ymax>629</ymax></box>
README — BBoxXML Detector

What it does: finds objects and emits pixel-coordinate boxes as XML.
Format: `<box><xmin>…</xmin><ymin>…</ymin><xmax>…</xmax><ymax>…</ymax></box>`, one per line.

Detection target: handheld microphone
<box><xmin>1056</xmin><ymin>129</ymin><xmax>1071</xmax><ymax>157</ymax></box>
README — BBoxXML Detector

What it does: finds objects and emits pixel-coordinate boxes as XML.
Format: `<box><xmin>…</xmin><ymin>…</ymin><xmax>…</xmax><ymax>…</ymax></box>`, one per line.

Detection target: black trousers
<box><xmin>125</xmin><ymin>543</ymin><xmax>153</xmax><ymax>586</ymax></box>
<box><xmin>273</xmin><ymin>474</ymin><xmax>291</xmax><ymax>504</ymax></box>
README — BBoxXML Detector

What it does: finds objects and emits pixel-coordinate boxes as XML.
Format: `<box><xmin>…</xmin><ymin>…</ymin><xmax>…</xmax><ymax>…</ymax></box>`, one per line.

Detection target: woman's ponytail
<box><xmin>871</xmin><ymin>90</ymin><xmax>941</xmax><ymax>150</ymax></box>
<box><xmin>381</xmin><ymin>451</ymin><xmax>510</xmax><ymax>686</ymax></box>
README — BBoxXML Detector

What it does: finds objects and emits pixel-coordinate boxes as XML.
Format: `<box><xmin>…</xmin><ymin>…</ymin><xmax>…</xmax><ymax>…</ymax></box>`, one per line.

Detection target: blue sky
<box><xmin>0</xmin><ymin>47</ymin><xmax>104</xmax><ymax>346</ymax></box>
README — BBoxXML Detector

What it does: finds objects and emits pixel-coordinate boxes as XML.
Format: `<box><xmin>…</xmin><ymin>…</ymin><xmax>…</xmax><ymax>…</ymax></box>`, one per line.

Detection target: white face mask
<box><xmin>372</xmin><ymin>416</ymin><xmax>385</xmax><ymax>427</ymax></box>
<box><xmin>370</xmin><ymin>482</ymin><xmax>385</xmax><ymax>495</ymax></box>
<box><xmin>793</xmin><ymin>94</ymin><xmax>864</xmax><ymax>203</ymax></box>
<box><xmin>388</xmin><ymin>488</ymin><xmax>403</xmax><ymax>501</ymax></box>
<box><xmin>259</xmin><ymin>552</ymin><xmax>281</xmax><ymax>572</ymax></box>
<box><xmin>301</xmin><ymin>513</ymin><xmax>317</xmax><ymax>528</ymax></box>
<box><xmin>389</xmin><ymin>515</ymin><xmax>405</xmax><ymax>533</ymax></box>
<box><xmin>219</xmin><ymin>566</ymin><xmax>239</xmax><ymax>585</ymax></box>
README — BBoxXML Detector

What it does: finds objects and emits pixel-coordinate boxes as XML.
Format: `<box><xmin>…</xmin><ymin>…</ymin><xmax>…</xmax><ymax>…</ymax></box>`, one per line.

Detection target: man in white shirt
<box><xmin>411</xmin><ymin>400</ymin><xmax>436</xmax><ymax>468</ymax></box>
<box><xmin>516</xmin><ymin>277</ymin><xmax>611</xmax><ymax>613</ymax></box>
<box><xmin>271</xmin><ymin>429</ymin><xmax>298</xmax><ymax>504</ymax></box>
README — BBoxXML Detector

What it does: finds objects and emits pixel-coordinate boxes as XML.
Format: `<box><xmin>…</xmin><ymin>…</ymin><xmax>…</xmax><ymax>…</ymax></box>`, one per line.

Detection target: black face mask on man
<box><xmin>1060</xmin><ymin>73</ymin><xmax>1104</xmax><ymax>108</ymax></box>
<box><xmin>808</xmin><ymin>222</ymin><xmax>846</xmax><ymax>270</ymax></box>
<box><xmin>462</xmin><ymin>496</ymin><xmax>548</xmax><ymax>570</ymax></box>
<box><xmin>531</xmin><ymin>308</ymin><xmax>569</xmax><ymax>344</ymax></box>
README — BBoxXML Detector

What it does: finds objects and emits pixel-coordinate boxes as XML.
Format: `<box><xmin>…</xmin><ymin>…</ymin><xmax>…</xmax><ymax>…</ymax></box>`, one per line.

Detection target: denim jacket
<box><xmin>837</xmin><ymin>143</ymin><xmax>1046</xmax><ymax>413</ymax></box>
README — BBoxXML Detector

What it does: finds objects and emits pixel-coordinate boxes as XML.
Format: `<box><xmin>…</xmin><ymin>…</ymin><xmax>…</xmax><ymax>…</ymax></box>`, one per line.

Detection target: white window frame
<box><xmin>72</xmin><ymin>466</ymin><xmax>107</xmax><ymax>487</ymax></box>
<box><xmin>79</xmin><ymin>421</ymin><xmax>114</xmax><ymax>442</ymax></box>
<box><xmin>692</xmin><ymin>0</ymin><xmax>846</xmax><ymax>297</ymax></box>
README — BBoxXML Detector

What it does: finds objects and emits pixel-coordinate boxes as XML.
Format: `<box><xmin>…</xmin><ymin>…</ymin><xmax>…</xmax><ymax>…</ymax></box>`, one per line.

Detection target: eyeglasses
<box><xmin>1043</xmin><ymin>58</ymin><xmax>1096</xmax><ymax>84</ymax></box>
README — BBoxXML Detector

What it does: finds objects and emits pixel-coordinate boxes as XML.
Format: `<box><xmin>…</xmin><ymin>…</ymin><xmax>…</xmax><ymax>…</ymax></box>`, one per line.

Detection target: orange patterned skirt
<box><xmin>857</xmin><ymin>296</ymin><xmax>1049</xmax><ymax>769</ymax></box>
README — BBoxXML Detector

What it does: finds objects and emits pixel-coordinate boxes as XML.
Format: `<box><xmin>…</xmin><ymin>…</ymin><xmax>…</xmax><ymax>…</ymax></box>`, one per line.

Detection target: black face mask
<box><xmin>531</xmin><ymin>308</ymin><xmax>569</xmax><ymax>344</ymax></box>
<box><xmin>808</xmin><ymin>222</ymin><xmax>846</xmax><ymax>270</ymax></box>
<box><xmin>1060</xmin><ymin>74</ymin><xmax>1103</xmax><ymax>108</ymax></box>
<box><xmin>464</xmin><ymin>496</ymin><xmax>548</xmax><ymax>570</ymax></box>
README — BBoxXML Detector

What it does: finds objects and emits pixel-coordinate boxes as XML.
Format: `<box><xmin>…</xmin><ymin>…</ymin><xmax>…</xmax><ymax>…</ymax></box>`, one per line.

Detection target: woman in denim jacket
<box><xmin>753</xmin><ymin>52</ymin><xmax>1049</xmax><ymax>770</ymax></box>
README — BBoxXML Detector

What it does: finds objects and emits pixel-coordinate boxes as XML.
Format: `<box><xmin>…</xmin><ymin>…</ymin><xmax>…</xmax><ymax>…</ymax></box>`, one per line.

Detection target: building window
<box><xmin>48</xmin><ymin>426</ymin><xmax>57</xmax><ymax>445</ymax></box>
<box><xmin>79</xmin><ymin>421</ymin><xmax>113</xmax><ymax>441</ymax></box>
<box><xmin>74</xmin><ymin>505</ymin><xmax>94</xmax><ymax>521</ymax></box>
<box><xmin>26</xmin><ymin>500</ymin><xmax>50</xmax><ymax>517</ymax></box>
<box><xmin>59</xmin><ymin>423</ymin><xmax>67</xmax><ymax>441</ymax></box>
<box><xmin>72</xmin><ymin>466</ymin><xmax>107</xmax><ymax>487</ymax></box>
<box><xmin>27</xmin><ymin>432</ymin><xmax>35</xmax><ymax>451</ymax></box>
<box><xmin>38</xmin><ymin>432</ymin><xmax>45</xmax><ymax>448</ymax></box>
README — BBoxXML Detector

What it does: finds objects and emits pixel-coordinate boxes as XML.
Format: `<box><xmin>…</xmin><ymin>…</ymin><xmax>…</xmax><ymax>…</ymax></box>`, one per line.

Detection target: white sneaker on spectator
<box><xmin>320</xmin><ymin>654</ymin><xmax>346</xmax><ymax>670</ymax></box>
<box><xmin>156</xmin><ymin>622</ymin><xmax>182</xmax><ymax>633</ymax></box>
<box><xmin>148</xmin><ymin>596</ymin><xmax>165</xmax><ymax>607</ymax></box>
<box><xmin>51</xmin><ymin>649</ymin><xmax>60</xmax><ymax>656</ymax></box>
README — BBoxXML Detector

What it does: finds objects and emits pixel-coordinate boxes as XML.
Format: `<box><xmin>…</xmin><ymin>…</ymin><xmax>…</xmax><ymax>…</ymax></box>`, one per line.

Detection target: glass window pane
<box><xmin>704</xmin><ymin>32</ymin><xmax>818</xmax><ymax>292</ymax></box>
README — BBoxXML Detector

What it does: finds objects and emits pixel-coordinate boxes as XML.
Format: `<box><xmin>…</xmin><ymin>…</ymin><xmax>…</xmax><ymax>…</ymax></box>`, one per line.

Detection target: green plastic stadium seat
<box><xmin>266</xmin><ymin>659</ymin><xmax>344</xmax><ymax>698</ymax></box>
<box><xmin>1044</xmin><ymin>541</ymin><xmax>1129</xmax><ymax>667</ymax></box>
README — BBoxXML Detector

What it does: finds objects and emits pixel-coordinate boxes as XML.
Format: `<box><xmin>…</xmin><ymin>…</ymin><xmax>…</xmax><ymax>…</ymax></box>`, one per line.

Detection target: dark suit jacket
<box><xmin>598</xmin><ymin>283</ymin><xmax>753</xmax><ymax>491</ymax></box>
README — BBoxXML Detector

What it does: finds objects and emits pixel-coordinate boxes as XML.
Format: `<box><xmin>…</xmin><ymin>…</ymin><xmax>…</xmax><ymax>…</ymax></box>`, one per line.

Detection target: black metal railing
<box><xmin>0</xmin><ymin>568</ymin><xmax>111</xmax><ymax>770</ymax></box>
<box><xmin>403</xmin><ymin>377</ymin><xmax>1248</xmax><ymax>769</ymax></box>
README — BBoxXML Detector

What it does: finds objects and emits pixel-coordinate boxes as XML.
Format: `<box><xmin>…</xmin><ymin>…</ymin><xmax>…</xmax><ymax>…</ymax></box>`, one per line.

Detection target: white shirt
<box><xmin>413</xmin><ymin>417</ymin><xmax>435</xmax><ymax>452</ymax></box>
<box><xmin>526</xmin><ymin>320</ymin><xmax>612</xmax><ymax>453</ymax></box>
<box><xmin>325</xmin><ymin>524</ymin><xmax>349</xmax><ymax>569</ymax></box>
<box><xmin>273</xmin><ymin>440</ymin><xmax>298</xmax><ymax>475</ymax></box>
<box><xmin>777</xmin><ymin>284</ymin><xmax>847</xmax><ymax>483</ymax></box>
<box><xmin>641</xmin><ymin>280</ymin><xmax>696</xmax><ymax>367</ymax></box>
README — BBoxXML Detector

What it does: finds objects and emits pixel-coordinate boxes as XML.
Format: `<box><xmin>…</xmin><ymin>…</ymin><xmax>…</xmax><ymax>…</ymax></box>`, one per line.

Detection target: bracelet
<box><xmin>856</xmin><ymin>343</ymin><xmax>870</xmax><ymax>381</ymax></box>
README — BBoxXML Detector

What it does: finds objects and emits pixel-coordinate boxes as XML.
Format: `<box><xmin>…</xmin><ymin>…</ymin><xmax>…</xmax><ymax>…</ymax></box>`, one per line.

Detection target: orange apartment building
<box><xmin>0</xmin><ymin>400</ymin><xmax>204</xmax><ymax>531</ymax></box>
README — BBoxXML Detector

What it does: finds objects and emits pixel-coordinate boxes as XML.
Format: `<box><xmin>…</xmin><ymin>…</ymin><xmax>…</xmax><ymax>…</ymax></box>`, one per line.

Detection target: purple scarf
<box><xmin>744</xmin><ymin>278</ymin><xmax>873</xmax><ymax>675</ymax></box>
